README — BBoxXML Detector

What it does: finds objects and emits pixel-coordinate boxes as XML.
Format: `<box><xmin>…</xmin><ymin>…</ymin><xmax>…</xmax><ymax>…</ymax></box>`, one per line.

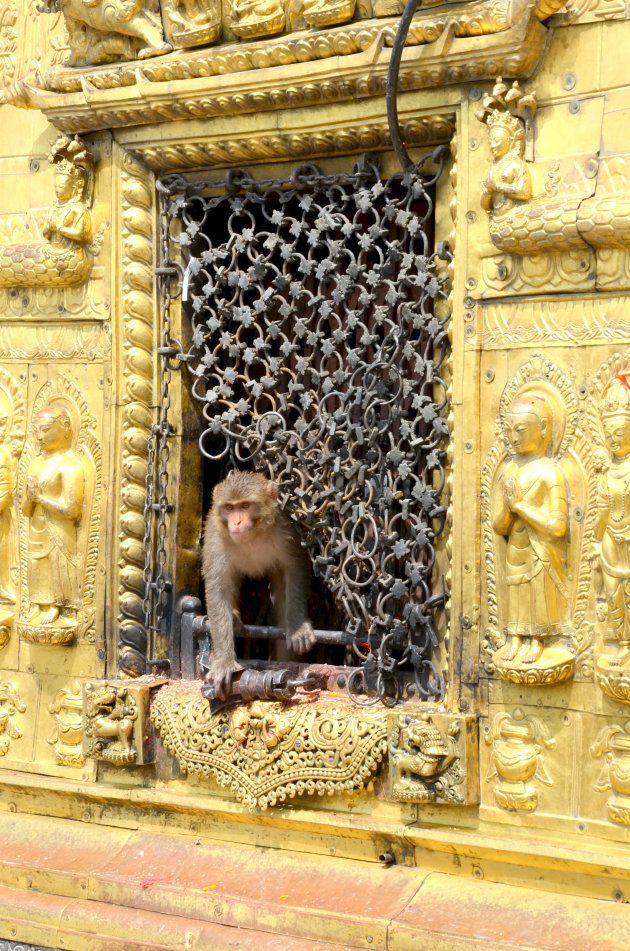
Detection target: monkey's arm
<box><xmin>280</xmin><ymin>523</ymin><xmax>316</xmax><ymax>654</ymax></box>
<box><xmin>202</xmin><ymin>523</ymin><xmax>243</xmax><ymax>697</ymax></box>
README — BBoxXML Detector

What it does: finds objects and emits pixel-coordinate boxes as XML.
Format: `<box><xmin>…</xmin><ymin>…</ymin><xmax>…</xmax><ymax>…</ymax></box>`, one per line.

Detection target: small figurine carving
<box><xmin>0</xmin><ymin>681</ymin><xmax>25</xmax><ymax>756</ymax></box>
<box><xmin>477</xmin><ymin>78</ymin><xmax>536</xmax><ymax>249</ymax></box>
<box><xmin>480</xmin><ymin>109</ymin><xmax>532</xmax><ymax>222</ymax></box>
<box><xmin>301</xmin><ymin>0</ymin><xmax>356</xmax><ymax>28</ymax></box>
<box><xmin>591</xmin><ymin>720</ymin><xmax>630</xmax><ymax>825</ymax></box>
<box><xmin>21</xmin><ymin>405</ymin><xmax>87</xmax><ymax>644</ymax></box>
<box><xmin>83</xmin><ymin>683</ymin><xmax>137</xmax><ymax>765</ymax></box>
<box><xmin>230</xmin><ymin>0</ymin><xmax>285</xmax><ymax>39</ymax></box>
<box><xmin>37</xmin><ymin>0</ymin><xmax>172</xmax><ymax>67</ymax></box>
<box><xmin>389</xmin><ymin>714</ymin><xmax>464</xmax><ymax>803</ymax></box>
<box><xmin>0</xmin><ymin>136</ymin><xmax>100</xmax><ymax>290</ymax></box>
<box><xmin>492</xmin><ymin>385</ymin><xmax>574</xmax><ymax>680</ymax></box>
<box><xmin>47</xmin><ymin>681</ymin><xmax>85</xmax><ymax>768</ymax></box>
<box><xmin>485</xmin><ymin>709</ymin><xmax>555</xmax><ymax>812</ymax></box>
<box><xmin>162</xmin><ymin>0</ymin><xmax>221</xmax><ymax>47</ymax></box>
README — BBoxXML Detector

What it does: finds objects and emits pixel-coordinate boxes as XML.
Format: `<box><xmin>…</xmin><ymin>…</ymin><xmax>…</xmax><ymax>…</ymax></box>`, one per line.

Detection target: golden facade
<box><xmin>0</xmin><ymin>1</ymin><xmax>628</xmax><ymax>949</ymax></box>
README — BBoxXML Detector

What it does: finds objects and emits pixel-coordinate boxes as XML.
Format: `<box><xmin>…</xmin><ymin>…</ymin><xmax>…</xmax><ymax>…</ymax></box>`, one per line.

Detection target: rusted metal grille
<box><xmin>158</xmin><ymin>150</ymin><xmax>451</xmax><ymax>704</ymax></box>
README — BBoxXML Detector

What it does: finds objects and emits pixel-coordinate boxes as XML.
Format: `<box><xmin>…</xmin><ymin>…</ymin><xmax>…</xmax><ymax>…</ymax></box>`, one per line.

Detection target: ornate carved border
<box><xmin>115</xmin><ymin>150</ymin><xmax>155</xmax><ymax>677</ymax></box>
<box><xmin>130</xmin><ymin>114</ymin><xmax>456</xmax><ymax>172</ymax></box>
<box><xmin>20</xmin><ymin>12</ymin><xmax>551</xmax><ymax>134</ymax></box>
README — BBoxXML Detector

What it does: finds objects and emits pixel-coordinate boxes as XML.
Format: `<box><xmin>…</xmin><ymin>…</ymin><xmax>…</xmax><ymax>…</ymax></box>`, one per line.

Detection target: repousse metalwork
<box><xmin>155</xmin><ymin>152</ymin><xmax>451</xmax><ymax>704</ymax></box>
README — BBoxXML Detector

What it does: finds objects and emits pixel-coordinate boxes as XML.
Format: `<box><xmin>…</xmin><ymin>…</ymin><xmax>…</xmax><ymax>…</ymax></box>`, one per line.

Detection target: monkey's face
<box><xmin>221</xmin><ymin>500</ymin><xmax>259</xmax><ymax>542</ymax></box>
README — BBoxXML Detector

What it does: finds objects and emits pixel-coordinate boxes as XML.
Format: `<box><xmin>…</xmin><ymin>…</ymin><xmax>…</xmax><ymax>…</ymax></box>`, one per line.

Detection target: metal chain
<box><xmin>141</xmin><ymin>191</ymin><xmax>182</xmax><ymax>671</ymax></box>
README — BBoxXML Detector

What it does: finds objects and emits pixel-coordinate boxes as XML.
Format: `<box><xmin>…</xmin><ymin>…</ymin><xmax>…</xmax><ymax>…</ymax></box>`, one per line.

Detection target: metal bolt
<box><xmin>466</xmin><ymin>211</ymin><xmax>477</xmax><ymax>223</ymax></box>
<box><xmin>562</xmin><ymin>72</ymin><xmax>577</xmax><ymax>91</ymax></box>
<box><xmin>469</xmin><ymin>138</ymin><xmax>479</xmax><ymax>151</ymax></box>
<box><xmin>569</xmin><ymin>99</ymin><xmax>581</xmax><ymax>115</ymax></box>
<box><xmin>378</xmin><ymin>851</ymin><xmax>395</xmax><ymax>866</ymax></box>
<box><xmin>30</xmin><ymin>159</ymin><xmax>40</xmax><ymax>172</ymax></box>
<box><xmin>464</xmin><ymin>325</ymin><xmax>475</xmax><ymax>339</ymax></box>
<box><xmin>484</xmin><ymin>368</ymin><xmax>495</xmax><ymax>382</ymax></box>
<box><xmin>461</xmin><ymin>615</ymin><xmax>472</xmax><ymax>629</ymax></box>
<box><xmin>472</xmin><ymin>865</ymin><xmax>484</xmax><ymax>880</ymax></box>
<box><xmin>466</xmin><ymin>277</ymin><xmax>477</xmax><ymax>289</ymax></box>
<box><xmin>469</xmin><ymin>87</ymin><xmax>482</xmax><ymax>101</ymax></box>
<box><xmin>496</xmin><ymin>264</ymin><xmax>508</xmax><ymax>281</ymax></box>
<box><xmin>464</xmin><ymin>441</ymin><xmax>474</xmax><ymax>452</ymax></box>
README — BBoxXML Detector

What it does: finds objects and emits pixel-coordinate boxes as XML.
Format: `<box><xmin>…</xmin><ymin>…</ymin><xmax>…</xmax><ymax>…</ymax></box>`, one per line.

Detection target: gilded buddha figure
<box><xmin>22</xmin><ymin>405</ymin><xmax>85</xmax><ymax>631</ymax></box>
<box><xmin>594</xmin><ymin>375</ymin><xmax>630</xmax><ymax>667</ymax></box>
<box><xmin>493</xmin><ymin>388</ymin><xmax>570</xmax><ymax>667</ymax></box>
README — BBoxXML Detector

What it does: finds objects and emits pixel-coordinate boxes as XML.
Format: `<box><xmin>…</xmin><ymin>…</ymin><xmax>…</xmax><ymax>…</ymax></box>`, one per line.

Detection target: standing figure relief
<box><xmin>0</xmin><ymin>136</ymin><xmax>102</xmax><ymax>290</ymax></box>
<box><xmin>22</xmin><ymin>406</ymin><xmax>84</xmax><ymax>631</ymax></box>
<box><xmin>493</xmin><ymin>388</ymin><xmax>570</xmax><ymax>668</ymax></box>
<box><xmin>482</xmin><ymin>355</ymin><xmax>588</xmax><ymax>685</ymax></box>
<box><xmin>589</xmin><ymin>356</ymin><xmax>630</xmax><ymax>703</ymax></box>
<box><xmin>18</xmin><ymin>381</ymin><xmax>100</xmax><ymax>647</ymax></box>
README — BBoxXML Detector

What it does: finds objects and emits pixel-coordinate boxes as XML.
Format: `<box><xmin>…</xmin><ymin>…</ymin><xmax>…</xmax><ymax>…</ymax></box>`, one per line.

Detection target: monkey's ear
<box><xmin>267</xmin><ymin>480</ymin><xmax>279</xmax><ymax>501</ymax></box>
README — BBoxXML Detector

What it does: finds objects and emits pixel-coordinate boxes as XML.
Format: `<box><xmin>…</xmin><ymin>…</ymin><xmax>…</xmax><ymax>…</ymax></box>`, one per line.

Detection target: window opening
<box><xmin>155</xmin><ymin>150</ymin><xmax>451</xmax><ymax>705</ymax></box>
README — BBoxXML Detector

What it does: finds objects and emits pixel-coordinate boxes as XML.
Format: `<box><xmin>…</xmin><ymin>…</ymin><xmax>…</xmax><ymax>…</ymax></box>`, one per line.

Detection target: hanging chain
<box><xmin>141</xmin><ymin>186</ymin><xmax>184</xmax><ymax>672</ymax></box>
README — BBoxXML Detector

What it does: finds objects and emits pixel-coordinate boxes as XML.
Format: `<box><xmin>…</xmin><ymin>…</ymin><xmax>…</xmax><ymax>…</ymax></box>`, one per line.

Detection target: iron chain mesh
<box><xmin>158</xmin><ymin>150</ymin><xmax>451</xmax><ymax>704</ymax></box>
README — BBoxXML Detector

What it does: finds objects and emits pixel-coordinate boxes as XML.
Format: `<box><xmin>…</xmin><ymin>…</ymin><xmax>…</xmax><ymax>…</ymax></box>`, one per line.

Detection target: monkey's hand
<box><xmin>287</xmin><ymin>621</ymin><xmax>316</xmax><ymax>655</ymax></box>
<box><xmin>207</xmin><ymin>658</ymin><xmax>243</xmax><ymax>700</ymax></box>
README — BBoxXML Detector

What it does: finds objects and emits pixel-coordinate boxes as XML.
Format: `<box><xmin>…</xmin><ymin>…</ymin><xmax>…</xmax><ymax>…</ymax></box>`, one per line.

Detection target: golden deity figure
<box><xmin>230</xmin><ymin>0</ymin><xmax>285</xmax><ymax>38</ymax></box>
<box><xmin>480</xmin><ymin>110</ymin><xmax>532</xmax><ymax>220</ymax></box>
<box><xmin>0</xmin><ymin>136</ymin><xmax>97</xmax><ymax>289</ymax></box>
<box><xmin>593</xmin><ymin>374</ymin><xmax>630</xmax><ymax>680</ymax></box>
<box><xmin>491</xmin><ymin>385</ymin><xmax>575</xmax><ymax>682</ymax></box>
<box><xmin>21</xmin><ymin>405</ymin><xmax>87</xmax><ymax>644</ymax></box>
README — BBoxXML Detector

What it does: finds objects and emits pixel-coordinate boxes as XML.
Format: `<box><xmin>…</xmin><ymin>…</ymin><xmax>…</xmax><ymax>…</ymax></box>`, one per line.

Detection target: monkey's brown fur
<box><xmin>202</xmin><ymin>471</ymin><xmax>316</xmax><ymax>697</ymax></box>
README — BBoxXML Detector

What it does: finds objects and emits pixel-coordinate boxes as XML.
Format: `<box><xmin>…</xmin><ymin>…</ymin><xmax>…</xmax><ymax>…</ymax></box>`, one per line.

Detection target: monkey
<box><xmin>202</xmin><ymin>471</ymin><xmax>316</xmax><ymax>697</ymax></box>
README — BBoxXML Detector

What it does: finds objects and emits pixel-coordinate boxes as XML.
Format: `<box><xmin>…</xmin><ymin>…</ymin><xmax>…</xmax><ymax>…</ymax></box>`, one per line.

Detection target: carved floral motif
<box><xmin>0</xmin><ymin>3</ymin><xmax>17</xmax><ymax>102</ymax></box>
<box><xmin>47</xmin><ymin>681</ymin><xmax>85</xmax><ymax>767</ymax></box>
<box><xmin>151</xmin><ymin>682</ymin><xmax>388</xmax><ymax>810</ymax></box>
<box><xmin>485</xmin><ymin>708</ymin><xmax>555</xmax><ymax>812</ymax></box>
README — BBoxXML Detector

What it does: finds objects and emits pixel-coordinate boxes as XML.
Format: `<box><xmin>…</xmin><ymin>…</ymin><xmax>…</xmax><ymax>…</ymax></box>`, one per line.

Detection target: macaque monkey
<box><xmin>202</xmin><ymin>471</ymin><xmax>316</xmax><ymax>697</ymax></box>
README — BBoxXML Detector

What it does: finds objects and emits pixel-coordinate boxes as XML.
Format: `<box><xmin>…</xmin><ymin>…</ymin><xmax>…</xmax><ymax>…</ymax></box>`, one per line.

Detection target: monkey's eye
<box><xmin>240</xmin><ymin>501</ymin><xmax>251</xmax><ymax>510</ymax></box>
<box><xmin>224</xmin><ymin>503</ymin><xmax>234</xmax><ymax>512</ymax></box>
